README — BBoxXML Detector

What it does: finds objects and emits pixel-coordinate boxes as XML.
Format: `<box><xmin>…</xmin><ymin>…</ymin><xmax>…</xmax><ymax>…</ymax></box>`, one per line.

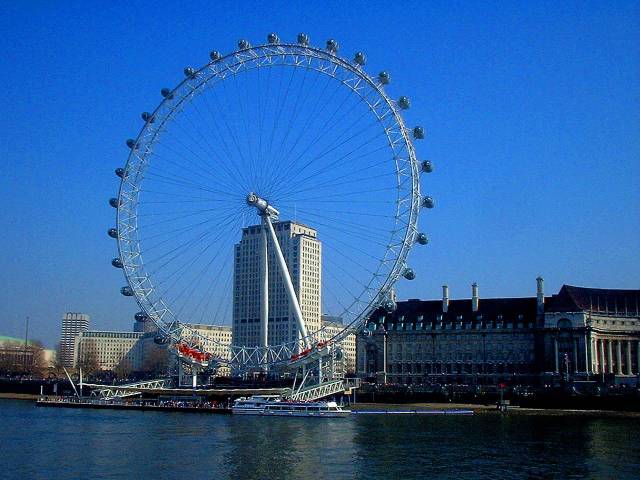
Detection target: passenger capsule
<box><xmin>422</xmin><ymin>196</ymin><xmax>435</xmax><ymax>209</ymax></box>
<box><xmin>297</xmin><ymin>33</ymin><xmax>310</xmax><ymax>46</ymax></box>
<box><xmin>326</xmin><ymin>39</ymin><xmax>339</xmax><ymax>53</ymax></box>
<box><xmin>416</xmin><ymin>232</ymin><xmax>429</xmax><ymax>245</ymax></box>
<box><xmin>209</xmin><ymin>50</ymin><xmax>221</xmax><ymax>60</ymax></box>
<box><xmin>398</xmin><ymin>96</ymin><xmax>410</xmax><ymax>109</ymax></box>
<box><xmin>354</xmin><ymin>52</ymin><xmax>366</xmax><ymax>66</ymax></box>
<box><xmin>184</xmin><ymin>67</ymin><xmax>195</xmax><ymax>78</ymax></box>
<box><xmin>403</xmin><ymin>268</ymin><xmax>416</xmax><ymax>280</ymax></box>
<box><xmin>383</xmin><ymin>300</ymin><xmax>396</xmax><ymax>313</ymax></box>
<box><xmin>141</xmin><ymin>112</ymin><xmax>155</xmax><ymax>123</ymax></box>
<box><xmin>154</xmin><ymin>334</ymin><xmax>169</xmax><ymax>345</ymax></box>
<box><xmin>160</xmin><ymin>88</ymin><xmax>174</xmax><ymax>99</ymax></box>
<box><xmin>111</xmin><ymin>258</ymin><xmax>123</xmax><ymax>268</ymax></box>
<box><xmin>134</xmin><ymin>311</ymin><xmax>148</xmax><ymax>322</ymax></box>
<box><xmin>238</xmin><ymin>39</ymin><xmax>250</xmax><ymax>50</ymax></box>
<box><xmin>108</xmin><ymin>228</ymin><xmax>118</xmax><ymax>239</ymax></box>
<box><xmin>126</xmin><ymin>139</ymin><xmax>137</xmax><ymax>149</ymax></box>
<box><xmin>267</xmin><ymin>33</ymin><xmax>280</xmax><ymax>44</ymax></box>
<box><xmin>421</xmin><ymin>160</ymin><xmax>433</xmax><ymax>173</ymax></box>
<box><xmin>115</xmin><ymin>168</ymin><xmax>126</xmax><ymax>178</ymax></box>
<box><xmin>109</xmin><ymin>198</ymin><xmax>120</xmax><ymax>208</ymax></box>
<box><xmin>378</xmin><ymin>71</ymin><xmax>390</xmax><ymax>85</ymax></box>
<box><xmin>120</xmin><ymin>286</ymin><xmax>134</xmax><ymax>296</ymax></box>
<box><xmin>413</xmin><ymin>126</ymin><xmax>425</xmax><ymax>139</ymax></box>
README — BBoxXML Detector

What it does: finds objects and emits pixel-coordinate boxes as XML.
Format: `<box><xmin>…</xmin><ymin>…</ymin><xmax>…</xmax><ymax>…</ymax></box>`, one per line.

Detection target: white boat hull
<box><xmin>262</xmin><ymin>410</ymin><xmax>350</xmax><ymax>418</ymax></box>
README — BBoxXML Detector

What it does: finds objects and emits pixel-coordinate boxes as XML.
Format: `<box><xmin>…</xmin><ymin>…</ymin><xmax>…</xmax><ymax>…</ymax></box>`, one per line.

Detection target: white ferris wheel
<box><xmin>109</xmin><ymin>33</ymin><xmax>434</xmax><ymax>373</ymax></box>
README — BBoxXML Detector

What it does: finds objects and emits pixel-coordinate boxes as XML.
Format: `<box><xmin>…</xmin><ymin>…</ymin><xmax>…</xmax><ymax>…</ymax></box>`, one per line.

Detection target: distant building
<box><xmin>543</xmin><ymin>285</ymin><xmax>640</xmax><ymax>380</ymax></box>
<box><xmin>320</xmin><ymin>315</ymin><xmax>356</xmax><ymax>374</ymax></box>
<box><xmin>133</xmin><ymin>317</ymin><xmax>157</xmax><ymax>333</ymax></box>
<box><xmin>357</xmin><ymin>280</ymin><xmax>640</xmax><ymax>386</ymax></box>
<box><xmin>74</xmin><ymin>331</ymin><xmax>144</xmax><ymax>371</ymax></box>
<box><xmin>59</xmin><ymin>313</ymin><xmax>89</xmax><ymax>367</ymax></box>
<box><xmin>181</xmin><ymin>324</ymin><xmax>233</xmax><ymax>376</ymax></box>
<box><xmin>232</xmin><ymin>221</ymin><xmax>322</xmax><ymax>349</ymax></box>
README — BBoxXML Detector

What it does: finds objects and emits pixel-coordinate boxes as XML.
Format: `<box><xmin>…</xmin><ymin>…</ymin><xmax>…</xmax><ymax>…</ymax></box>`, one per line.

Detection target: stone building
<box><xmin>321</xmin><ymin>315</ymin><xmax>356</xmax><ymax>374</ymax></box>
<box><xmin>181</xmin><ymin>323</ymin><xmax>233</xmax><ymax>376</ymax></box>
<box><xmin>74</xmin><ymin>331</ymin><xmax>144</xmax><ymax>371</ymax></box>
<box><xmin>543</xmin><ymin>285</ymin><xmax>640</xmax><ymax>382</ymax></box>
<box><xmin>357</xmin><ymin>279</ymin><xmax>640</xmax><ymax>385</ymax></box>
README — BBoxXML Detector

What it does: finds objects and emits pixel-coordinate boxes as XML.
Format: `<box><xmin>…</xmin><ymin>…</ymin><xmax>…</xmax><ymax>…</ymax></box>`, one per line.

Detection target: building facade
<box><xmin>74</xmin><ymin>331</ymin><xmax>144</xmax><ymax>371</ymax></box>
<box><xmin>232</xmin><ymin>221</ymin><xmax>321</xmax><ymax>349</ymax></box>
<box><xmin>59</xmin><ymin>313</ymin><xmax>89</xmax><ymax>367</ymax></box>
<box><xmin>542</xmin><ymin>285</ymin><xmax>640</xmax><ymax>381</ymax></box>
<box><xmin>182</xmin><ymin>323</ymin><xmax>233</xmax><ymax>376</ymax></box>
<box><xmin>357</xmin><ymin>280</ymin><xmax>640</xmax><ymax>385</ymax></box>
<box><xmin>321</xmin><ymin>316</ymin><xmax>356</xmax><ymax>374</ymax></box>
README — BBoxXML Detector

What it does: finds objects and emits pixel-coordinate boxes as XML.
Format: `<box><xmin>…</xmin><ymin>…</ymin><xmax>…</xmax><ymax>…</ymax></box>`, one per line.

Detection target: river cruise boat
<box><xmin>231</xmin><ymin>395</ymin><xmax>281</xmax><ymax>415</ymax></box>
<box><xmin>262</xmin><ymin>401</ymin><xmax>350</xmax><ymax>418</ymax></box>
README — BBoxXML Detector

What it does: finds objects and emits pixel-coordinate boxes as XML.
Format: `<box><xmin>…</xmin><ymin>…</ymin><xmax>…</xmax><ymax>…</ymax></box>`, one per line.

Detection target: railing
<box><xmin>288</xmin><ymin>379</ymin><xmax>347</xmax><ymax>402</ymax></box>
<box><xmin>88</xmin><ymin>379</ymin><xmax>168</xmax><ymax>399</ymax></box>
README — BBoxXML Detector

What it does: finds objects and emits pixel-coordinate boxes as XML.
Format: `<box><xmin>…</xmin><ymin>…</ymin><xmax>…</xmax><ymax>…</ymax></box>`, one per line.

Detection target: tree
<box><xmin>142</xmin><ymin>346</ymin><xmax>170</xmax><ymax>375</ymax></box>
<box><xmin>78</xmin><ymin>350</ymin><xmax>100</xmax><ymax>376</ymax></box>
<box><xmin>114</xmin><ymin>358</ymin><xmax>133</xmax><ymax>379</ymax></box>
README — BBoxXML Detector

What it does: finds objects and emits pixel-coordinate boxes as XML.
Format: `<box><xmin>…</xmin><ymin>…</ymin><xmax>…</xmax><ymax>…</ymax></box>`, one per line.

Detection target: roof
<box><xmin>546</xmin><ymin>285</ymin><xmax>640</xmax><ymax>314</ymax></box>
<box><xmin>370</xmin><ymin>296</ymin><xmax>539</xmax><ymax>325</ymax></box>
<box><xmin>0</xmin><ymin>335</ymin><xmax>37</xmax><ymax>346</ymax></box>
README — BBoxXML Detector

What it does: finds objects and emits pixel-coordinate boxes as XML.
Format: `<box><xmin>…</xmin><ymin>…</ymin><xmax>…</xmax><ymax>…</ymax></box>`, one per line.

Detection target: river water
<box><xmin>1</xmin><ymin>399</ymin><xmax>639</xmax><ymax>479</ymax></box>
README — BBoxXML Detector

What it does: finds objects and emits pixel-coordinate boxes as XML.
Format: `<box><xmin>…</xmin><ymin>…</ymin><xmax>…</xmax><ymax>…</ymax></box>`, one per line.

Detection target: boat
<box><xmin>231</xmin><ymin>395</ymin><xmax>281</xmax><ymax>415</ymax></box>
<box><xmin>262</xmin><ymin>400</ymin><xmax>350</xmax><ymax>418</ymax></box>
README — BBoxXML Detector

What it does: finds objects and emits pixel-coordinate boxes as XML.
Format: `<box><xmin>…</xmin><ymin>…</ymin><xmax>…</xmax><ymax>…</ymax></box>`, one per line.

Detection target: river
<box><xmin>1</xmin><ymin>399</ymin><xmax>639</xmax><ymax>479</ymax></box>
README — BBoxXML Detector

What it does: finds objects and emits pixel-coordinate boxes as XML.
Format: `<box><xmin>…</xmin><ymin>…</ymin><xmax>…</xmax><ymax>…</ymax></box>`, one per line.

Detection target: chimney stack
<box><xmin>471</xmin><ymin>283</ymin><xmax>479</xmax><ymax>312</ymax></box>
<box><xmin>442</xmin><ymin>285</ymin><xmax>449</xmax><ymax>313</ymax></box>
<box><xmin>536</xmin><ymin>276</ymin><xmax>544</xmax><ymax>314</ymax></box>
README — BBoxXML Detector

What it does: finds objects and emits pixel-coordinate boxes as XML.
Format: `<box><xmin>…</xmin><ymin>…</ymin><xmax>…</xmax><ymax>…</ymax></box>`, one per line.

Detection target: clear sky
<box><xmin>0</xmin><ymin>1</ymin><xmax>638</xmax><ymax>346</ymax></box>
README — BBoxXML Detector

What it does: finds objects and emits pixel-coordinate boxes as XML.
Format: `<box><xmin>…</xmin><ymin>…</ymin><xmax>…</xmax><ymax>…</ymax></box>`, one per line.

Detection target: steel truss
<box><xmin>113</xmin><ymin>39</ymin><xmax>423</xmax><ymax>371</ymax></box>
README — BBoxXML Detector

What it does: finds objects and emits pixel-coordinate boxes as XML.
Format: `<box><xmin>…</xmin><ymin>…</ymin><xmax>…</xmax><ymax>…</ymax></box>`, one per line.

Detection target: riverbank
<box><xmin>3</xmin><ymin>395</ymin><xmax>640</xmax><ymax>418</ymax></box>
<box><xmin>0</xmin><ymin>392</ymin><xmax>39</xmax><ymax>400</ymax></box>
<box><xmin>350</xmin><ymin>402</ymin><xmax>640</xmax><ymax>418</ymax></box>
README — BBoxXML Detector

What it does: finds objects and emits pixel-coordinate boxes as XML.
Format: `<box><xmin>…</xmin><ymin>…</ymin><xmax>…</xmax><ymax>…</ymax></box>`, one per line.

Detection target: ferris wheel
<box><xmin>108</xmin><ymin>33</ymin><xmax>434</xmax><ymax>371</ymax></box>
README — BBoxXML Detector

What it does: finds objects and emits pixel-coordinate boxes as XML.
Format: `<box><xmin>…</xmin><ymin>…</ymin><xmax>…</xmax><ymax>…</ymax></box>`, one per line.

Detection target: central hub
<box><xmin>246</xmin><ymin>192</ymin><xmax>279</xmax><ymax>217</ymax></box>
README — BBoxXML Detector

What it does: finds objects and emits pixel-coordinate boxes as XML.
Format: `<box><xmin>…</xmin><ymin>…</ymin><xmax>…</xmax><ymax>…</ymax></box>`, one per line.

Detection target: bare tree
<box><xmin>114</xmin><ymin>358</ymin><xmax>133</xmax><ymax>379</ymax></box>
<box><xmin>142</xmin><ymin>345</ymin><xmax>171</xmax><ymax>375</ymax></box>
<box><xmin>78</xmin><ymin>350</ymin><xmax>100</xmax><ymax>375</ymax></box>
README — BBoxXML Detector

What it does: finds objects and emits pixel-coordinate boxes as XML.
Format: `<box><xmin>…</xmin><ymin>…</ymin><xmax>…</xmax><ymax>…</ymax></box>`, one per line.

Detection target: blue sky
<box><xmin>0</xmin><ymin>1</ymin><xmax>638</xmax><ymax>346</ymax></box>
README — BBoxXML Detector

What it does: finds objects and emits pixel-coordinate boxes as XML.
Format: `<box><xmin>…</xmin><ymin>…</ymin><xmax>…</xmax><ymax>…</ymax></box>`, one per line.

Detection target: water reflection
<box><xmin>2</xmin><ymin>400</ymin><xmax>640</xmax><ymax>480</ymax></box>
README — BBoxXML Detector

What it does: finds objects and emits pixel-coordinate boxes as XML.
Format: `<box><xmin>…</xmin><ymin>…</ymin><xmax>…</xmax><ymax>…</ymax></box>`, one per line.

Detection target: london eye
<box><xmin>108</xmin><ymin>33</ymin><xmax>433</xmax><ymax>373</ymax></box>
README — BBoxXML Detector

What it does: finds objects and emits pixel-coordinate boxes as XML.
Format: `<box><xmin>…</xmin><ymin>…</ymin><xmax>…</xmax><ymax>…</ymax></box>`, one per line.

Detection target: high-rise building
<box><xmin>59</xmin><ymin>312</ymin><xmax>89</xmax><ymax>367</ymax></box>
<box><xmin>232</xmin><ymin>221</ymin><xmax>321</xmax><ymax>349</ymax></box>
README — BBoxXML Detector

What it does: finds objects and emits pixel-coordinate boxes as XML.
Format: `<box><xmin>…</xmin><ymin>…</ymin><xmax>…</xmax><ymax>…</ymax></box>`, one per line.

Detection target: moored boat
<box><xmin>262</xmin><ymin>400</ymin><xmax>350</xmax><ymax>418</ymax></box>
<box><xmin>231</xmin><ymin>395</ymin><xmax>281</xmax><ymax>415</ymax></box>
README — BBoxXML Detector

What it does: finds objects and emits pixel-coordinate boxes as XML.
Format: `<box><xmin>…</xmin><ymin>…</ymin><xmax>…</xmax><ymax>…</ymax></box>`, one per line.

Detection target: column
<box><xmin>584</xmin><ymin>334</ymin><xmax>591</xmax><ymax>375</ymax></box>
<box><xmin>382</xmin><ymin>334</ymin><xmax>387</xmax><ymax>384</ymax></box>
<box><xmin>573</xmin><ymin>338</ymin><xmax>578</xmax><ymax>373</ymax></box>
<box><xmin>554</xmin><ymin>338</ymin><xmax>559</xmax><ymax>373</ymax></box>
<box><xmin>599</xmin><ymin>339</ymin><xmax>605</xmax><ymax>375</ymax></box>
<box><xmin>607</xmin><ymin>340</ymin><xmax>613</xmax><ymax>374</ymax></box>
<box><xmin>259</xmin><ymin>220</ymin><xmax>269</xmax><ymax>355</ymax></box>
<box><xmin>616</xmin><ymin>341</ymin><xmax>623</xmax><ymax>375</ymax></box>
<box><xmin>637</xmin><ymin>341</ymin><xmax>640</xmax><ymax>377</ymax></box>
<box><xmin>626</xmin><ymin>340</ymin><xmax>632</xmax><ymax>376</ymax></box>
